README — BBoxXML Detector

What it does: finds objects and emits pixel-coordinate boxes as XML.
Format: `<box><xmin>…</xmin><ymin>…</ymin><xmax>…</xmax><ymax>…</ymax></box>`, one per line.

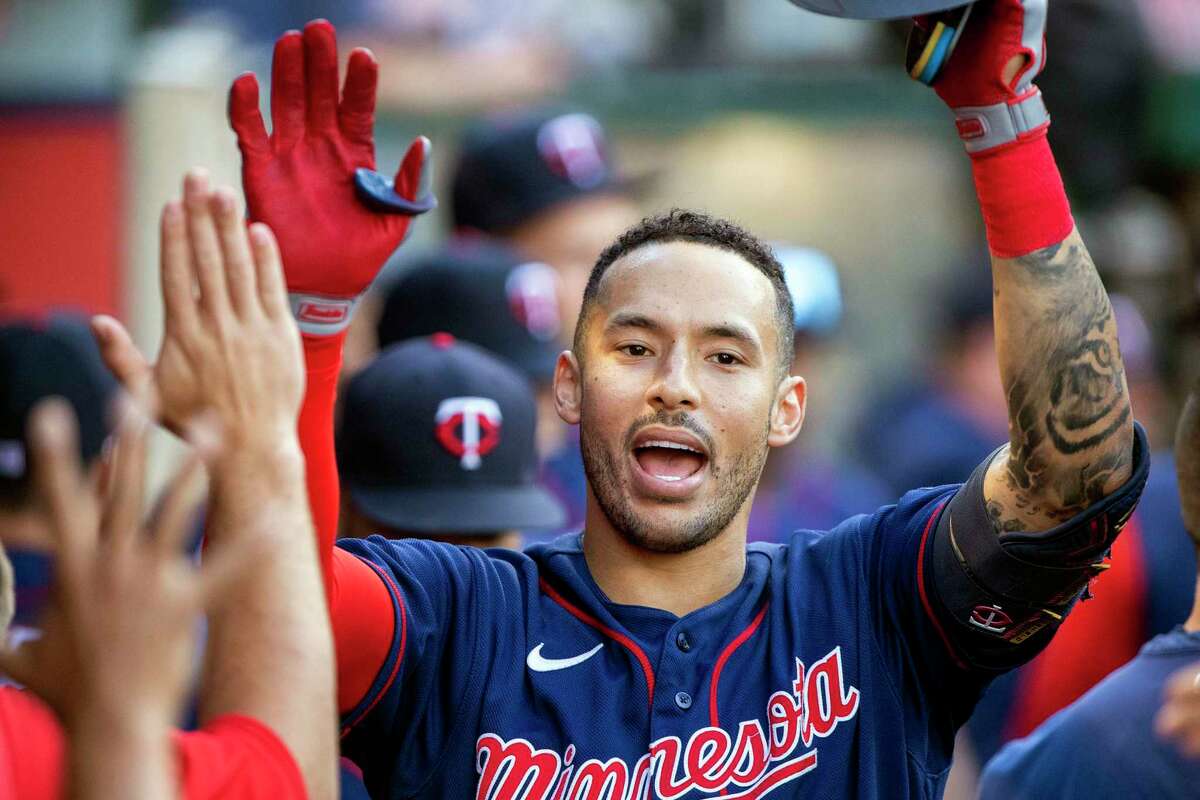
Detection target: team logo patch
<box><xmin>969</xmin><ymin>604</ymin><xmax>1013</xmax><ymax>635</ymax></box>
<box><xmin>435</xmin><ymin>396</ymin><xmax>502</xmax><ymax>470</ymax></box>
<box><xmin>476</xmin><ymin>646</ymin><xmax>860</xmax><ymax>799</ymax></box>
<box><xmin>505</xmin><ymin>262</ymin><xmax>561</xmax><ymax>341</ymax></box>
<box><xmin>536</xmin><ymin>113</ymin><xmax>609</xmax><ymax>189</ymax></box>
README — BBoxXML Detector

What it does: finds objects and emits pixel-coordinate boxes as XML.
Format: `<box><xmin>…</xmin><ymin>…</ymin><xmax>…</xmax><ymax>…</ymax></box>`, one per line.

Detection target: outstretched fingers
<box><xmin>101</xmin><ymin>396</ymin><xmax>151</xmax><ymax>560</ymax></box>
<box><xmin>159</xmin><ymin>201</ymin><xmax>199</xmax><ymax>335</ymax></box>
<box><xmin>303</xmin><ymin>19</ymin><xmax>340</xmax><ymax>133</ymax></box>
<box><xmin>27</xmin><ymin>400</ymin><xmax>95</xmax><ymax>600</ymax></box>
<box><xmin>208</xmin><ymin>187</ymin><xmax>259</xmax><ymax>318</ymax></box>
<box><xmin>229</xmin><ymin>73</ymin><xmax>270</xmax><ymax>159</ymax></box>
<box><xmin>338</xmin><ymin>47</ymin><xmax>378</xmax><ymax>147</ymax></box>
<box><xmin>270</xmin><ymin>30</ymin><xmax>305</xmax><ymax>150</ymax></box>
<box><xmin>91</xmin><ymin>315</ymin><xmax>153</xmax><ymax>396</ymax></box>
<box><xmin>183</xmin><ymin>170</ymin><xmax>232</xmax><ymax>321</ymax></box>
<box><xmin>248</xmin><ymin>222</ymin><xmax>289</xmax><ymax>318</ymax></box>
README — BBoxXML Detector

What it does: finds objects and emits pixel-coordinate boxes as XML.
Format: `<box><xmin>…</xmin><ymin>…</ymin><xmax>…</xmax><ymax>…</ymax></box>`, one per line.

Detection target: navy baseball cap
<box><xmin>376</xmin><ymin>242</ymin><xmax>563</xmax><ymax>382</ymax></box>
<box><xmin>337</xmin><ymin>335</ymin><xmax>566</xmax><ymax>534</ymax></box>
<box><xmin>451</xmin><ymin>109</ymin><xmax>627</xmax><ymax>234</ymax></box>
<box><xmin>0</xmin><ymin>316</ymin><xmax>117</xmax><ymax>502</ymax></box>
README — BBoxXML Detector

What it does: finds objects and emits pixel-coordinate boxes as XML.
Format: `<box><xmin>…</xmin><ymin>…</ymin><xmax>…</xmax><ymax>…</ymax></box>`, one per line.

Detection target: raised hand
<box><xmin>927</xmin><ymin>0</ymin><xmax>1050</xmax><ymax>155</ymax></box>
<box><xmin>228</xmin><ymin>19</ymin><xmax>435</xmax><ymax>336</ymax></box>
<box><xmin>92</xmin><ymin>171</ymin><xmax>303</xmax><ymax>449</ymax></box>
<box><xmin>0</xmin><ymin>398</ymin><xmax>238</xmax><ymax>730</ymax></box>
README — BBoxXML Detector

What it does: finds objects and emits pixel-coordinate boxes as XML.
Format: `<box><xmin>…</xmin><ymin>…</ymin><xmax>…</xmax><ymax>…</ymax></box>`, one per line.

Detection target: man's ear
<box><xmin>554</xmin><ymin>350</ymin><xmax>583</xmax><ymax>425</ymax></box>
<box><xmin>767</xmin><ymin>375</ymin><xmax>806</xmax><ymax>447</ymax></box>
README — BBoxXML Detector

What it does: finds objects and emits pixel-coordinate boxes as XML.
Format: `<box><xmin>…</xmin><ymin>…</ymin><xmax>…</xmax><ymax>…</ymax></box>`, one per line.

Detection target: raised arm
<box><xmin>902</xmin><ymin>1</ymin><xmax>1147</xmax><ymax>674</ymax></box>
<box><xmin>929</xmin><ymin>0</ymin><xmax>1133</xmax><ymax>532</ymax></box>
<box><xmin>227</xmin><ymin>19</ymin><xmax>434</xmax><ymax>576</ymax></box>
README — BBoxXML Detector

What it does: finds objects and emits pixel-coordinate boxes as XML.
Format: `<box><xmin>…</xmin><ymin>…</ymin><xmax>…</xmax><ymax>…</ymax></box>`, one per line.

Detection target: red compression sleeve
<box><xmin>970</xmin><ymin>132</ymin><xmax>1074</xmax><ymax>259</ymax></box>
<box><xmin>174</xmin><ymin>714</ymin><xmax>305</xmax><ymax>800</ymax></box>
<box><xmin>299</xmin><ymin>332</ymin><xmax>345</xmax><ymax>600</ymax></box>
<box><xmin>332</xmin><ymin>548</ymin><xmax>396</xmax><ymax>714</ymax></box>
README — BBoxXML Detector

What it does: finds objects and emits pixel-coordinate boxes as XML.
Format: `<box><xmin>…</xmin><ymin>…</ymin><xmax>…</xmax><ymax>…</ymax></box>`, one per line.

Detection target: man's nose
<box><xmin>646</xmin><ymin>348</ymin><xmax>700</xmax><ymax>412</ymax></box>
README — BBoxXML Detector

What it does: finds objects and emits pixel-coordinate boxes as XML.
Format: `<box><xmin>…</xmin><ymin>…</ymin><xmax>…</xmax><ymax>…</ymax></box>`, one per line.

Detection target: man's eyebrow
<box><xmin>604</xmin><ymin>313</ymin><xmax>663</xmax><ymax>334</ymax></box>
<box><xmin>703</xmin><ymin>323</ymin><xmax>761</xmax><ymax>351</ymax></box>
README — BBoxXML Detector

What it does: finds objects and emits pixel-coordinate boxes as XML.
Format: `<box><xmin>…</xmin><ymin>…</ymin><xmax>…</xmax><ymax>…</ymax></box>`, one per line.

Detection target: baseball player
<box><xmin>101</xmin><ymin>4</ymin><xmax>1148</xmax><ymax>797</ymax></box>
<box><xmin>976</xmin><ymin>374</ymin><xmax>1200</xmax><ymax>798</ymax></box>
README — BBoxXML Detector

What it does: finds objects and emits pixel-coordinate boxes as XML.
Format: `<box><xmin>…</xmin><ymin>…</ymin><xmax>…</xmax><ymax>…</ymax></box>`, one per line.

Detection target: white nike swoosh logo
<box><xmin>526</xmin><ymin>642</ymin><xmax>604</xmax><ymax>673</ymax></box>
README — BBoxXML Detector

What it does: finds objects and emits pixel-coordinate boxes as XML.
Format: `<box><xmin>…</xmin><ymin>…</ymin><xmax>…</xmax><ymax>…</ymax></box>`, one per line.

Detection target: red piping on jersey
<box><xmin>538</xmin><ymin>577</ymin><xmax>656</xmax><ymax>707</ymax></box>
<box><xmin>708</xmin><ymin>602</ymin><xmax>769</xmax><ymax>798</ymax></box>
<box><xmin>341</xmin><ymin>559</ymin><xmax>408</xmax><ymax>737</ymax></box>
<box><xmin>709</xmin><ymin>603</ymin><xmax>769</xmax><ymax>731</ymax></box>
<box><xmin>916</xmin><ymin>500</ymin><xmax>967</xmax><ymax>670</ymax></box>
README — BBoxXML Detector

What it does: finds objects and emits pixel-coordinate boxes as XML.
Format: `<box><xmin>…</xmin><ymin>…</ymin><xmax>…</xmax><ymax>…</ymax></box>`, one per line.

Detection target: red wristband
<box><xmin>969</xmin><ymin>131</ymin><xmax>1074</xmax><ymax>259</ymax></box>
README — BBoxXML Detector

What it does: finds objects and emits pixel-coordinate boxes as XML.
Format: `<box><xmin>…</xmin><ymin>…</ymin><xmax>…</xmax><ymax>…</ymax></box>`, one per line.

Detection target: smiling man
<box><xmin>103</xmin><ymin>4</ymin><xmax>1149</xmax><ymax>798</ymax></box>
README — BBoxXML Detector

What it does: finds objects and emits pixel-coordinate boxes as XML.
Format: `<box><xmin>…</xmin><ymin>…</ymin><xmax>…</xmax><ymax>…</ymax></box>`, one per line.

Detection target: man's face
<box><xmin>509</xmin><ymin>194</ymin><xmax>642</xmax><ymax>343</ymax></box>
<box><xmin>564</xmin><ymin>241</ymin><xmax>803</xmax><ymax>553</ymax></box>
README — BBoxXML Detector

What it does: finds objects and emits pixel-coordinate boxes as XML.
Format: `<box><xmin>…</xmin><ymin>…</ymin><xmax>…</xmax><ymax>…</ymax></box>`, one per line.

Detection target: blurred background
<box><xmin>3</xmin><ymin>0</ymin><xmax>1200</xmax><ymax>795</ymax></box>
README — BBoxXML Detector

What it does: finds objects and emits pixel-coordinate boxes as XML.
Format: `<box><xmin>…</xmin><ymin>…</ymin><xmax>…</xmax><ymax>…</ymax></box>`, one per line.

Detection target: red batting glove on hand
<box><xmin>228</xmin><ymin>19</ymin><xmax>434</xmax><ymax>336</ymax></box>
<box><xmin>925</xmin><ymin>0</ymin><xmax>1070</xmax><ymax>258</ymax></box>
<box><xmin>930</xmin><ymin>0</ymin><xmax>1049</xmax><ymax>156</ymax></box>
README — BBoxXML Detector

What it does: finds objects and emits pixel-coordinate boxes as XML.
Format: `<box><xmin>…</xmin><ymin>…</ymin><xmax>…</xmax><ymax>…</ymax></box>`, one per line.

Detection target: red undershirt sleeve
<box><xmin>298</xmin><ymin>332</ymin><xmax>345</xmax><ymax>597</ymax></box>
<box><xmin>298</xmin><ymin>332</ymin><xmax>395</xmax><ymax>714</ymax></box>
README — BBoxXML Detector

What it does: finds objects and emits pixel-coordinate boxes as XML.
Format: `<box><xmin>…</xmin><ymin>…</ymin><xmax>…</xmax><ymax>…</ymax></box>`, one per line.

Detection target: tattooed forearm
<box><xmin>985</xmin><ymin>229</ymin><xmax>1134</xmax><ymax>533</ymax></box>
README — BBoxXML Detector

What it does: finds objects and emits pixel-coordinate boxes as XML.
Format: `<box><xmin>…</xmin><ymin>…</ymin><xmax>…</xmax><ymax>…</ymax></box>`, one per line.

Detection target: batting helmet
<box><xmin>785</xmin><ymin>0</ymin><xmax>968</xmax><ymax>19</ymax></box>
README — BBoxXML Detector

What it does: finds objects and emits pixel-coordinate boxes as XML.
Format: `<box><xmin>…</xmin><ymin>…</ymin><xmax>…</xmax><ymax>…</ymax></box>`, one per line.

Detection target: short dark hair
<box><xmin>574</xmin><ymin>209</ymin><xmax>795</xmax><ymax>374</ymax></box>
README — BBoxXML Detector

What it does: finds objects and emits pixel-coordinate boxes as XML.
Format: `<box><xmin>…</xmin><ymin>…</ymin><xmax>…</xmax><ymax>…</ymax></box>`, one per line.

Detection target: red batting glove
<box><xmin>931</xmin><ymin>0</ymin><xmax>1049</xmax><ymax>156</ymax></box>
<box><xmin>924</xmin><ymin>0</ymin><xmax>1071</xmax><ymax>258</ymax></box>
<box><xmin>227</xmin><ymin>19</ymin><xmax>434</xmax><ymax>336</ymax></box>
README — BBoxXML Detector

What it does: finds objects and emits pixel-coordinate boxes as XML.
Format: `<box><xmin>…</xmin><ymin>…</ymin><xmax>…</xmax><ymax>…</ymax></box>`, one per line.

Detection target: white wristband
<box><xmin>288</xmin><ymin>292</ymin><xmax>361</xmax><ymax>337</ymax></box>
<box><xmin>953</xmin><ymin>88</ymin><xmax>1050</xmax><ymax>155</ymax></box>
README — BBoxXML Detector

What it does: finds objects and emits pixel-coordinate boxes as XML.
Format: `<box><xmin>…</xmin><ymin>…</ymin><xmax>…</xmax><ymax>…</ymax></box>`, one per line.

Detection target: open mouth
<box><xmin>628</xmin><ymin>427</ymin><xmax>711</xmax><ymax>497</ymax></box>
<box><xmin>633</xmin><ymin>440</ymin><xmax>707</xmax><ymax>482</ymax></box>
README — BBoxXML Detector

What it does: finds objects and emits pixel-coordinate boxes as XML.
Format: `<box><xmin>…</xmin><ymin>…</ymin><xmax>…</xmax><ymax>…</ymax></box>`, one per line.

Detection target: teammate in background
<box><xmin>977</xmin><ymin>373</ymin><xmax>1200</xmax><ymax>797</ymax></box>
<box><xmin>2</xmin><ymin>172</ymin><xmax>336</xmax><ymax>799</ymax></box>
<box><xmin>337</xmin><ymin>334</ymin><xmax>565</xmax><ymax>548</ymax></box>
<box><xmin>103</xmin><ymin>7</ymin><xmax>1147</xmax><ymax>796</ymax></box>
<box><xmin>449</xmin><ymin>108</ymin><xmax>642</xmax><ymax>344</ymax></box>
<box><xmin>376</xmin><ymin>241</ymin><xmax>568</xmax><ymax>462</ymax></box>
<box><xmin>0</xmin><ymin>316</ymin><xmax>116</xmax><ymax>654</ymax></box>
<box><xmin>747</xmin><ymin>246</ymin><xmax>890</xmax><ymax>539</ymax></box>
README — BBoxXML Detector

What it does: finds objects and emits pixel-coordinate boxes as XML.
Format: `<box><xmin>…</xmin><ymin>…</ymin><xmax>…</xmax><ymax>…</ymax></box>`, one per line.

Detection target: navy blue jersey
<box><xmin>979</xmin><ymin>626</ymin><xmax>1200</xmax><ymax>799</ymax></box>
<box><xmin>337</xmin><ymin>485</ymin><xmax>1001</xmax><ymax>799</ymax></box>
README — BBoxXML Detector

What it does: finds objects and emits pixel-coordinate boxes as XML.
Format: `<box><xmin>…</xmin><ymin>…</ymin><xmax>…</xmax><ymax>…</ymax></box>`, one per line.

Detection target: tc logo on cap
<box><xmin>506</xmin><ymin>262</ymin><xmax>561</xmax><ymax>341</ymax></box>
<box><xmin>536</xmin><ymin>113</ymin><xmax>609</xmax><ymax>190</ymax></box>
<box><xmin>435</xmin><ymin>397</ymin><xmax>503</xmax><ymax>470</ymax></box>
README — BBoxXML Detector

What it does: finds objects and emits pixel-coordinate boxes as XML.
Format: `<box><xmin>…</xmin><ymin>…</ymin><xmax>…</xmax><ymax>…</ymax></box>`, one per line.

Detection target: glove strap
<box><xmin>289</xmin><ymin>292</ymin><xmax>361</xmax><ymax>337</ymax></box>
<box><xmin>954</xmin><ymin>88</ymin><xmax>1050</xmax><ymax>155</ymax></box>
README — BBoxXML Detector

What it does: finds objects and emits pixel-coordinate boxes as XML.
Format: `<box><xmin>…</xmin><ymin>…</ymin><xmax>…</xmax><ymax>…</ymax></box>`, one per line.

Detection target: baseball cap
<box><xmin>451</xmin><ymin>109</ymin><xmax>627</xmax><ymax>234</ymax></box>
<box><xmin>376</xmin><ymin>241</ymin><xmax>563</xmax><ymax>382</ymax></box>
<box><xmin>337</xmin><ymin>335</ymin><xmax>566</xmax><ymax>534</ymax></box>
<box><xmin>0</xmin><ymin>316</ymin><xmax>117</xmax><ymax>502</ymax></box>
